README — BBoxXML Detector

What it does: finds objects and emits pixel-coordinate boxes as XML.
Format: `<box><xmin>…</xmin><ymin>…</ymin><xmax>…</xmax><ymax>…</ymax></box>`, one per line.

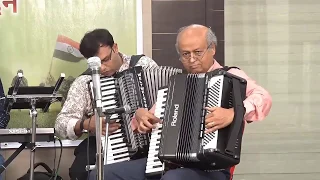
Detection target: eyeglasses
<box><xmin>179</xmin><ymin>43</ymin><xmax>213</xmax><ymax>62</ymax></box>
<box><xmin>101</xmin><ymin>48</ymin><xmax>113</xmax><ymax>63</ymax></box>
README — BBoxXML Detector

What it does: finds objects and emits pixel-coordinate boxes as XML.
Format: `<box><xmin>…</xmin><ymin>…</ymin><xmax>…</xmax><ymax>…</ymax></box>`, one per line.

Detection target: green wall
<box><xmin>0</xmin><ymin>0</ymin><xmax>137</xmax><ymax>133</ymax></box>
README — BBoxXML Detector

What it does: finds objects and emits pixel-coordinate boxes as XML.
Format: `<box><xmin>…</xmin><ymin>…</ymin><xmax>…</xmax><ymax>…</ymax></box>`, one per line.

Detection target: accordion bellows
<box><xmin>146</xmin><ymin>69</ymin><xmax>247</xmax><ymax>177</ymax></box>
<box><xmin>89</xmin><ymin>66</ymin><xmax>182</xmax><ymax>165</ymax></box>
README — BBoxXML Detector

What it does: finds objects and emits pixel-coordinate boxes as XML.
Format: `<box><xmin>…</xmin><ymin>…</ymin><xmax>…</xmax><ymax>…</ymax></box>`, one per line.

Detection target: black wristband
<box><xmin>80</xmin><ymin>119</ymin><xmax>85</xmax><ymax>131</ymax></box>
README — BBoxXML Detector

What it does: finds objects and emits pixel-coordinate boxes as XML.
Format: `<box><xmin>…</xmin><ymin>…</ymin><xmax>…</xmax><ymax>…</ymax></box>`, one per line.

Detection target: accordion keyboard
<box><xmin>145</xmin><ymin>88</ymin><xmax>168</xmax><ymax>176</ymax></box>
<box><xmin>100</xmin><ymin>77</ymin><xmax>130</xmax><ymax>165</ymax></box>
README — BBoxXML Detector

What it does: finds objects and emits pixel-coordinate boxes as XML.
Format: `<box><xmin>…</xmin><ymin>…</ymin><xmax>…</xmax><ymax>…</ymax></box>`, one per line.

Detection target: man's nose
<box><xmin>189</xmin><ymin>55</ymin><xmax>197</xmax><ymax>63</ymax></box>
<box><xmin>100</xmin><ymin>64</ymin><xmax>107</xmax><ymax>70</ymax></box>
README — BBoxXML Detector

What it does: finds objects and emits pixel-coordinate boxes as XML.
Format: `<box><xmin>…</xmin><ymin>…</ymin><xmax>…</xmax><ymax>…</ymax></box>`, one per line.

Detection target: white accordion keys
<box><xmin>145</xmin><ymin>88</ymin><xmax>168</xmax><ymax>175</ymax></box>
<box><xmin>99</xmin><ymin>77</ymin><xmax>130</xmax><ymax>165</ymax></box>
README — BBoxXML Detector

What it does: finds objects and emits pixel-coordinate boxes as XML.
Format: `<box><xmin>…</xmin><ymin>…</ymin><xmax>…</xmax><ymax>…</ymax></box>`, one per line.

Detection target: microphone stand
<box><xmin>87</xmin><ymin>56</ymin><xmax>104</xmax><ymax>180</ymax></box>
<box><xmin>95</xmin><ymin>107</ymin><xmax>104</xmax><ymax>180</ymax></box>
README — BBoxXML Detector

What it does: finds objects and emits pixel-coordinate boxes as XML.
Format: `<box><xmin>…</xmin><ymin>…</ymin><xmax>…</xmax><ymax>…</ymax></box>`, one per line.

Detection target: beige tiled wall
<box><xmin>225</xmin><ymin>0</ymin><xmax>320</xmax><ymax>179</ymax></box>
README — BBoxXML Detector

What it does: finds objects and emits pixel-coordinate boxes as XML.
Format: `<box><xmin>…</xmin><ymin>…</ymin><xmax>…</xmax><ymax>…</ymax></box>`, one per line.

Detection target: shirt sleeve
<box><xmin>135</xmin><ymin>56</ymin><xmax>158</xmax><ymax>67</ymax></box>
<box><xmin>228</xmin><ymin>68</ymin><xmax>272</xmax><ymax>122</ymax></box>
<box><xmin>55</xmin><ymin>76</ymin><xmax>91</xmax><ymax>140</ymax></box>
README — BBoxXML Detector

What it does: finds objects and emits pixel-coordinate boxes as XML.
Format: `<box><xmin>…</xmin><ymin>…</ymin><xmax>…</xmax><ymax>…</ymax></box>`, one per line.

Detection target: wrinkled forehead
<box><xmin>178</xmin><ymin>34</ymin><xmax>207</xmax><ymax>52</ymax></box>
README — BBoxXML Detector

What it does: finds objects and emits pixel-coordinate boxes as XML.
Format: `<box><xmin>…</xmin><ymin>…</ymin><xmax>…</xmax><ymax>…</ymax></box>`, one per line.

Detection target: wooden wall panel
<box><xmin>206</xmin><ymin>0</ymin><xmax>225</xmax><ymax>65</ymax></box>
<box><xmin>152</xmin><ymin>0</ymin><xmax>225</xmax><ymax>68</ymax></box>
<box><xmin>152</xmin><ymin>0</ymin><xmax>206</xmax><ymax>33</ymax></box>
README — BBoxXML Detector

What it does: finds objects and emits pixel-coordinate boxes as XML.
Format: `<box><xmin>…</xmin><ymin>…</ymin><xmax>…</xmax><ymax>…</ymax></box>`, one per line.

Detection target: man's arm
<box><xmin>55</xmin><ymin>76</ymin><xmax>92</xmax><ymax>140</ymax></box>
<box><xmin>228</xmin><ymin>68</ymin><xmax>272</xmax><ymax>122</ymax></box>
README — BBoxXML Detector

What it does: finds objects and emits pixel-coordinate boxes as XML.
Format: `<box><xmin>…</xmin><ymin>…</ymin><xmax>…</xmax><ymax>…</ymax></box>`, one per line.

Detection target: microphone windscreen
<box><xmin>87</xmin><ymin>57</ymin><xmax>101</xmax><ymax>69</ymax></box>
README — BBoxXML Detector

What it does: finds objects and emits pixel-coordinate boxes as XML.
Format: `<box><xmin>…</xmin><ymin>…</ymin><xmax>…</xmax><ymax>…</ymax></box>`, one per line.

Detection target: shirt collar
<box><xmin>207</xmin><ymin>59</ymin><xmax>223</xmax><ymax>72</ymax></box>
<box><xmin>118</xmin><ymin>53</ymin><xmax>131</xmax><ymax>73</ymax></box>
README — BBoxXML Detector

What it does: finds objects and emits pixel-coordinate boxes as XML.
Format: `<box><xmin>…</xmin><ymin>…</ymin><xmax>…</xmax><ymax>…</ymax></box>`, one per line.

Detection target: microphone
<box><xmin>87</xmin><ymin>57</ymin><xmax>102</xmax><ymax>114</ymax></box>
<box><xmin>104</xmin><ymin>105</ymin><xmax>131</xmax><ymax>115</ymax></box>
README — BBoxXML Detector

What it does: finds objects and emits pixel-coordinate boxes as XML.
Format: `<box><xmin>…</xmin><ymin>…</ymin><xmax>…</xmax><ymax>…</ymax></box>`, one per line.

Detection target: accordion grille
<box><xmin>117</xmin><ymin>74</ymin><xmax>139</xmax><ymax>149</ymax></box>
<box><xmin>203</xmin><ymin>76</ymin><xmax>223</xmax><ymax>148</ymax></box>
<box><xmin>177</xmin><ymin>74</ymin><xmax>205</xmax><ymax>162</ymax></box>
<box><xmin>141</xmin><ymin>66</ymin><xmax>183</xmax><ymax>107</ymax></box>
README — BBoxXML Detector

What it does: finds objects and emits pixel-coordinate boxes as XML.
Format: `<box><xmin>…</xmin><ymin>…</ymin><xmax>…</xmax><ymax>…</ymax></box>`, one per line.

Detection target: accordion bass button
<box><xmin>199</xmin><ymin>128</ymin><xmax>204</xmax><ymax>138</ymax></box>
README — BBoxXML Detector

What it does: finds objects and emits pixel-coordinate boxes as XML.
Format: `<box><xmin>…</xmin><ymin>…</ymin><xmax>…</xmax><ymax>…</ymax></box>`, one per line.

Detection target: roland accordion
<box><xmin>89</xmin><ymin>65</ymin><xmax>182</xmax><ymax>165</ymax></box>
<box><xmin>145</xmin><ymin>69</ymin><xmax>247</xmax><ymax>176</ymax></box>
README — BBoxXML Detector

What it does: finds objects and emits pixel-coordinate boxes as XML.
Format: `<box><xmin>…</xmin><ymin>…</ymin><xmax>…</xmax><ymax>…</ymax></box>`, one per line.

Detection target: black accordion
<box><xmin>145</xmin><ymin>69</ymin><xmax>247</xmax><ymax>176</ymax></box>
<box><xmin>89</xmin><ymin>66</ymin><xmax>182</xmax><ymax>165</ymax></box>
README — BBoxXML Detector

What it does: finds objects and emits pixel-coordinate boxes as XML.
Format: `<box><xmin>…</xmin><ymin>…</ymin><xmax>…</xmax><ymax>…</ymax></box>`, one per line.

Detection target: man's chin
<box><xmin>189</xmin><ymin>68</ymin><xmax>204</xmax><ymax>74</ymax></box>
<box><xmin>101</xmin><ymin>72</ymin><xmax>114</xmax><ymax>77</ymax></box>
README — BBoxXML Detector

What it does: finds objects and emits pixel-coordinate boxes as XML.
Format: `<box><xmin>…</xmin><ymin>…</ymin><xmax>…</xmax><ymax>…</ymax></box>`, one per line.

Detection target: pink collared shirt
<box><xmin>131</xmin><ymin>61</ymin><xmax>272</xmax><ymax>130</ymax></box>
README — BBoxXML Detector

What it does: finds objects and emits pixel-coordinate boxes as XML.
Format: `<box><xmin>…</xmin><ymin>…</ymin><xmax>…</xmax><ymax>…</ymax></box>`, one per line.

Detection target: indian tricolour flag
<box><xmin>53</xmin><ymin>35</ymin><xmax>85</xmax><ymax>62</ymax></box>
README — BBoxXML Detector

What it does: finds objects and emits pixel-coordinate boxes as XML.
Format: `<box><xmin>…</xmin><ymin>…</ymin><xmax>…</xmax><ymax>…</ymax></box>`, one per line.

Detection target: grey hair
<box><xmin>175</xmin><ymin>25</ymin><xmax>217</xmax><ymax>54</ymax></box>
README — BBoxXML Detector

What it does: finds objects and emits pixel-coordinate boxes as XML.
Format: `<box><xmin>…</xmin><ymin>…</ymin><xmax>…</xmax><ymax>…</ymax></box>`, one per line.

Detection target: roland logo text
<box><xmin>171</xmin><ymin>104</ymin><xmax>179</xmax><ymax>126</ymax></box>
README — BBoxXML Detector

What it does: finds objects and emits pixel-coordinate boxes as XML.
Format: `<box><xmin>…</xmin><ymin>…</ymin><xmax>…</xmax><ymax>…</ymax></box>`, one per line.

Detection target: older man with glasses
<box><xmin>55</xmin><ymin>28</ymin><xmax>158</xmax><ymax>180</ymax></box>
<box><xmin>130</xmin><ymin>24</ymin><xmax>272</xmax><ymax>180</ymax></box>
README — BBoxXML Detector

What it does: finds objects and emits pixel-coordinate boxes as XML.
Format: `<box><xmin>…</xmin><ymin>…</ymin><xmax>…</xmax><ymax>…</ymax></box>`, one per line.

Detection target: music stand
<box><xmin>3</xmin><ymin>72</ymin><xmax>64</xmax><ymax>180</ymax></box>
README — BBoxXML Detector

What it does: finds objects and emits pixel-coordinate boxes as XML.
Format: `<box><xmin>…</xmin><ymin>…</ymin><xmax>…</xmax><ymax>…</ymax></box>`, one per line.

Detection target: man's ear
<box><xmin>210</xmin><ymin>46</ymin><xmax>216</xmax><ymax>56</ymax></box>
<box><xmin>113</xmin><ymin>43</ymin><xmax>119</xmax><ymax>53</ymax></box>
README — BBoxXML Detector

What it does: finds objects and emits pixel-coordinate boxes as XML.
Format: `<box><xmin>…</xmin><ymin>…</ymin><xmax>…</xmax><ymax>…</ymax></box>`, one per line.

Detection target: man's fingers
<box><xmin>205</xmin><ymin>120</ymin><xmax>223</xmax><ymax>129</ymax></box>
<box><xmin>205</xmin><ymin>116</ymin><xmax>215</xmax><ymax>124</ymax></box>
<box><xmin>205</xmin><ymin>112</ymin><xmax>214</xmax><ymax>119</ymax></box>
<box><xmin>109</xmin><ymin>123</ymin><xmax>121</xmax><ymax>128</ymax></box>
<box><xmin>146</xmin><ymin>113</ymin><xmax>161</xmax><ymax>124</ymax></box>
<box><xmin>109</xmin><ymin>120</ymin><xmax>116</xmax><ymax>124</ymax></box>
<box><xmin>142</xmin><ymin>117</ymin><xmax>155</xmax><ymax>129</ymax></box>
<box><xmin>101</xmin><ymin>118</ymin><xmax>107</xmax><ymax>123</ymax></box>
<box><xmin>139</xmin><ymin>121</ymin><xmax>151</xmax><ymax>132</ymax></box>
<box><xmin>205</xmin><ymin>121</ymin><xmax>215</xmax><ymax>129</ymax></box>
<box><xmin>137</xmin><ymin>126</ymin><xmax>146</xmax><ymax>134</ymax></box>
<box><xmin>109</xmin><ymin>126</ymin><xmax>119</xmax><ymax>132</ymax></box>
<box><xmin>102</xmin><ymin>127</ymin><xmax>106</xmax><ymax>136</ymax></box>
<box><xmin>205</xmin><ymin>107</ymin><xmax>217</xmax><ymax>112</ymax></box>
<box><xmin>205</xmin><ymin>126</ymin><xmax>220</xmax><ymax>134</ymax></box>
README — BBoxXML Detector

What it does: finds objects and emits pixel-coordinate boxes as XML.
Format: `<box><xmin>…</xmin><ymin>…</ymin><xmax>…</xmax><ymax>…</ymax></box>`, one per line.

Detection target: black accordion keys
<box><xmin>89</xmin><ymin>66</ymin><xmax>182</xmax><ymax>165</ymax></box>
<box><xmin>145</xmin><ymin>69</ymin><xmax>247</xmax><ymax>176</ymax></box>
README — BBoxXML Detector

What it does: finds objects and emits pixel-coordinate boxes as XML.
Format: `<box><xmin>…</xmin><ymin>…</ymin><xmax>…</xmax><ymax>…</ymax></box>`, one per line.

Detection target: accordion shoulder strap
<box><xmin>222</xmin><ymin>66</ymin><xmax>240</xmax><ymax>71</ymax></box>
<box><xmin>129</xmin><ymin>54</ymin><xmax>145</xmax><ymax>67</ymax></box>
<box><xmin>80</xmin><ymin>68</ymin><xmax>91</xmax><ymax>76</ymax></box>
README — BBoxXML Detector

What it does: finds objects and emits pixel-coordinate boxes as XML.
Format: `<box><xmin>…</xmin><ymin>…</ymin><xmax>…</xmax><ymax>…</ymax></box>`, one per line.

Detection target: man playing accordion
<box><xmin>55</xmin><ymin>28</ymin><xmax>158</xmax><ymax>180</ymax></box>
<box><xmin>92</xmin><ymin>24</ymin><xmax>272</xmax><ymax>180</ymax></box>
